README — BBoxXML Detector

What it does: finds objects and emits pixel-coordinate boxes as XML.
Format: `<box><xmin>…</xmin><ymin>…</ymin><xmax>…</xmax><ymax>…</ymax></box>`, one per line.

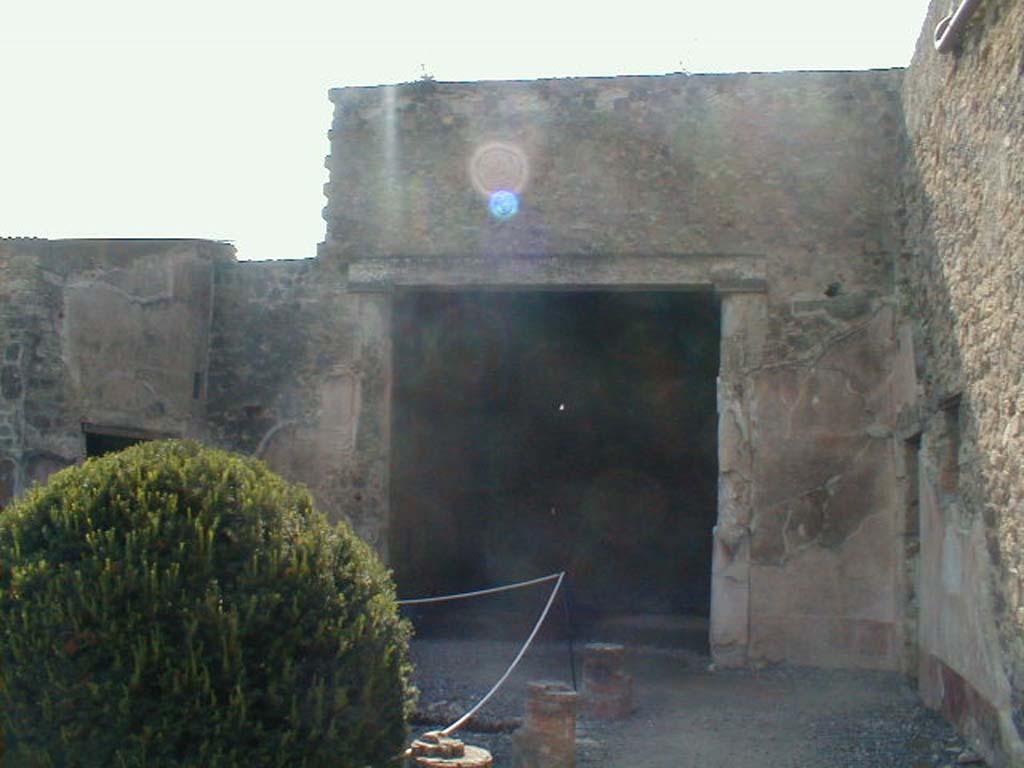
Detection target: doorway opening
<box><xmin>390</xmin><ymin>290</ymin><xmax>720</xmax><ymax>643</ymax></box>
<box><xmin>82</xmin><ymin>423</ymin><xmax>168</xmax><ymax>459</ymax></box>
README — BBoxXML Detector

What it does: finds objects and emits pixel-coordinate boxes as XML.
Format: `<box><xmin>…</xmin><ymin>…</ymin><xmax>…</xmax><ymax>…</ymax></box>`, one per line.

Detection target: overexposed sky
<box><xmin>1</xmin><ymin>1</ymin><xmax>931</xmax><ymax>261</ymax></box>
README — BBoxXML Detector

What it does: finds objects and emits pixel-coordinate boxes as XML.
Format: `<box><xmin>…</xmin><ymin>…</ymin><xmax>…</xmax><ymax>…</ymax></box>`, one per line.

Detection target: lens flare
<box><xmin>489</xmin><ymin>190</ymin><xmax>519</xmax><ymax>220</ymax></box>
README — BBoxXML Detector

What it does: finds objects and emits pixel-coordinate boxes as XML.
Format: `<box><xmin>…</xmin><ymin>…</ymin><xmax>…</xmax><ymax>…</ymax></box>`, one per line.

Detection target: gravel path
<box><xmin>409</xmin><ymin>639</ymin><xmax>983</xmax><ymax>768</ymax></box>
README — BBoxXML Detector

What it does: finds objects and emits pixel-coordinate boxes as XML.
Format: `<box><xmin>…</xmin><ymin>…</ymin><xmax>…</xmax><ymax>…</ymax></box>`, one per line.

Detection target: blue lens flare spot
<box><xmin>489</xmin><ymin>190</ymin><xmax>519</xmax><ymax>220</ymax></box>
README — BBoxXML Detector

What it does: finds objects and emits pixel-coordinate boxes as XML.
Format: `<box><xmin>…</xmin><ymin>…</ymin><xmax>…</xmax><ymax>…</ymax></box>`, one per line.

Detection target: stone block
<box><xmin>514</xmin><ymin>681</ymin><xmax>578</xmax><ymax>768</ymax></box>
<box><xmin>581</xmin><ymin>643</ymin><xmax>636</xmax><ymax>720</ymax></box>
<box><xmin>409</xmin><ymin>732</ymin><xmax>493</xmax><ymax>768</ymax></box>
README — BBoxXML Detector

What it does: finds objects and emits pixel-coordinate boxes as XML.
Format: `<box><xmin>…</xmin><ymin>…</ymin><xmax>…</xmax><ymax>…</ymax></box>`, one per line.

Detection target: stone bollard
<box><xmin>408</xmin><ymin>731</ymin><xmax>493</xmax><ymax>768</ymax></box>
<box><xmin>581</xmin><ymin>643</ymin><xmax>636</xmax><ymax>719</ymax></box>
<box><xmin>513</xmin><ymin>681</ymin><xmax>579</xmax><ymax>768</ymax></box>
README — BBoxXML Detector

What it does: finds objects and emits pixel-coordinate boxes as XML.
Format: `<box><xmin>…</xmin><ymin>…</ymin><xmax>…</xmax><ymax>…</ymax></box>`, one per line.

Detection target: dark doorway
<box><xmin>390</xmin><ymin>291</ymin><xmax>720</xmax><ymax>633</ymax></box>
<box><xmin>83</xmin><ymin>427</ymin><xmax>151</xmax><ymax>458</ymax></box>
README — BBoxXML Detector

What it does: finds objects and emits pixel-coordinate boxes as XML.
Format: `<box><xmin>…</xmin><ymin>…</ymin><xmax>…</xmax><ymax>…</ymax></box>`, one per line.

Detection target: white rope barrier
<box><xmin>397</xmin><ymin>571</ymin><xmax>562</xmax><ymax>606</ymax></box>
<box><xmin>440</xmin><ymin>571</ymin><xmax>565</xmax><ymax>736</ymax></box>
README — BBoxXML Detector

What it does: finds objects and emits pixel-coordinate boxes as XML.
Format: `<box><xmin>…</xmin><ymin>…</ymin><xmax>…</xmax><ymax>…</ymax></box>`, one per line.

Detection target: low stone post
<box><xmin>408</xmin><ymin>731</ymin><xmax>493</xmax><ymax>768</ymax></box>
<box><xmin>513</xmin><ymin>681</ymin><xmax>579</xmax><ymax>768</ymax></box>
<box><xmin>581</xmin><ymin>643</ymin><xmax>636</xmax><ymax>719</ymax></box>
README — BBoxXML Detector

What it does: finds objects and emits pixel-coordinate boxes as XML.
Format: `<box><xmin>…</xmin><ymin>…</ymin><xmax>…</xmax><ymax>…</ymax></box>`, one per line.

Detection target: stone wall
<box><xmin>2</xmin><ymin>6</ymin><xmax>1021</xmax><ymax>753</ymax></box>
<box><xmin>324</xmin><ymin>71</ymin><xmax>902</xmax><ymax>271</ymax></box>
<box><xmin>0</xmin><ymin>66</ymin><xmax>939</xmax><ymax>678</ymax></box>
<box><xmin>0</xmin><ymin>242</ymin><xmax>44</xmax><ymax>503</ymax></box>
<box><xmin>0</xmin><ymin>238</ymin><xmax>231</xmax><ymax>504</ymax></box>
<box><xmin>324</xmin><ymin>70</ymin><xmax>907</xmax><ymax>669</ymax></box>
<box><xmin>206</xmin><ymin>258</ymin><xmax>392</xmax><ymax>551</ymax></box>
<box><xmin>0</xmin><ymin>240</ymin><xmax>392</xmax><ymax>552</ymax></box>
<box><xmin>900</xmin><ymin>0</ymin><xmax>1024</xmax><ymax>763</ymax></box>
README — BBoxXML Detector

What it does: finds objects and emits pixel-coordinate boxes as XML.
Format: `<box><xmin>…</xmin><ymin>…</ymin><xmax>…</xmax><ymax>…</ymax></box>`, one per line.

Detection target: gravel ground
<box><xmin>409</xmin><ymin>639</ymin><xmax>984</xmax><ymax>768</ymax></box>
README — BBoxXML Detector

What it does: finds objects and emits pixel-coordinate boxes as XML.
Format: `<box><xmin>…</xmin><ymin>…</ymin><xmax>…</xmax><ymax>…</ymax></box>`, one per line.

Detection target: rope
<box><xmin>440</xmin><ymin>571</ymin><xmax>565</xmax><ymax>736</ymax></box>
<box><xmin>397</xmin><ymin>572</ymin><xmax>562</xmax><ymax>606</ymax></box>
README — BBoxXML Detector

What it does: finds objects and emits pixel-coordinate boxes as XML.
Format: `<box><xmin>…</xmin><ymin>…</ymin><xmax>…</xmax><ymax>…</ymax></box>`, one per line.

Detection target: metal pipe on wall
<box><xmin>934</xmin><ymin>0</ymin><xmax>983</xmax><ymax>53</ymax></box>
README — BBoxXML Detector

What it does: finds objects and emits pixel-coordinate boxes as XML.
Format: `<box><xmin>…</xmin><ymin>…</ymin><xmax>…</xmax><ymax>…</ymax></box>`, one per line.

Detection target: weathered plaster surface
<box><xmin>326</xmin><ymin>70</ymin><xmax>906</xmax><ymax>670</ymax></box>
<box><xmin>901</xmin><ymin>0</ymin><xmax>1024</xmax><ymax>762</ymax></box>
<box><xmin>61</xmin><ymin>248</ymin><xmax>217</xmax><ymax>434</ymax></box>
<box><xmin>206</xmin><ymin>259</ymin><xmax>392</xmax><ymax>551</ymax></box>
<box><xmin>0</xmin><ymin>239</ymin><xmax>230</xmax><ymax>503</ymax></box>
<box><xmin>742</xmin><ymin>303</ymin><xmax>900</xmax><ymax>669</ymax></box>
<box><xmin>324</xmin><ymin>71</ymin><xmax>902</xmax><ymax>274</ymax></box>
<box><xmin>709</xmin><ymin>292</ymin><xmax>763</xmax><ymax>665</ymax></box>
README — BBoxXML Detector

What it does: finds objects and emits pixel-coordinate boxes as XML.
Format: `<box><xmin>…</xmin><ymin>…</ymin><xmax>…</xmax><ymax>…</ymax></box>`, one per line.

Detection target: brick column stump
<box><xmin>513</xmin><ymin>681</ymin><xmax>579</xmax><ymax>768</ymax></box>
<box><xmin>581</xmin><ymin>643</ymin><xmax>636</xmax><ymax>719</ymax></box>
<box><xmin>408</xmin><ymin>731</ymin><xmax>493</xmax><ymax>768</ymax></box>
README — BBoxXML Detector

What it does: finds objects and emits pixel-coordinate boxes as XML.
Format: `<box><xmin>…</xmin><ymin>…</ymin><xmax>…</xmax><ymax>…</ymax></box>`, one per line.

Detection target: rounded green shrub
<box><xmin>0</xmin><ymin>440</ymin><xmax>413</xmax><ymax>767</ymax></box>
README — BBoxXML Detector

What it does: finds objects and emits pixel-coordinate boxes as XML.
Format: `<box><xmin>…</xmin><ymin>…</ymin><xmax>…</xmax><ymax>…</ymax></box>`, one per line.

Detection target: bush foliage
<box><xmin>0</xmin><ymin>440</ymin><xmax>413</xmax><ymax>767</ymax></box>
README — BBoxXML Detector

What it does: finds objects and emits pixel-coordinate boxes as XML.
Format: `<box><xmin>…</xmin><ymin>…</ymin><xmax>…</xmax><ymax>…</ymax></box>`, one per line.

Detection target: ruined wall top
<box><xmin>322</xmin><ymin>69</ymin><xmax>903</xmax><ymax>290</ymax></box>
<box><xmin>0</xmin><ymin>238</ymin><xmax>236</xmax><ymax>273</ymax></box>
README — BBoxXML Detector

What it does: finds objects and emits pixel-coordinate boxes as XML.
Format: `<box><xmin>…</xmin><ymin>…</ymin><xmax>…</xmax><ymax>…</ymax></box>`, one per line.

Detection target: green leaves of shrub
<box><xmin>0</xmin><ymin>440</ymin><xmax>413</xmax><ymax>767</ymax></box>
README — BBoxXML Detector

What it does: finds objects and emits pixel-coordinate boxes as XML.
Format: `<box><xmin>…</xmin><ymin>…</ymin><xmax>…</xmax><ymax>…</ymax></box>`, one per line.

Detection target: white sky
<box><xmin>1</xmin><ymin>1</ymin><xmax>931</xmax><ymax>261</ymax></box>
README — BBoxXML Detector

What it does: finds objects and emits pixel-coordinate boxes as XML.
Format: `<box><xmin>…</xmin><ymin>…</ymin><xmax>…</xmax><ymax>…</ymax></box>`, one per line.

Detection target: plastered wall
<box><xmin>0</xmin><ymin>238</ymin><xmax>231</xmax><ymax>501</ymax></box>
<box><xmin>324</xmin><ymin>69</ymin><xmax>907</xmax><ymax>670</ymax></box>
<box><xmin>205</xmin><ymin>258</ymin><xmax>392</xmax><ymax>551</ymax></box>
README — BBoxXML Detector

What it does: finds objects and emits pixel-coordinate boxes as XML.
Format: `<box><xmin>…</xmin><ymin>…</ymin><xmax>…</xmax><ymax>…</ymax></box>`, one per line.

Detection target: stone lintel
<box><xmin>345</xmin><ymin>253</ymin><xmax>766</xmax><ymax>293</ymax></box>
